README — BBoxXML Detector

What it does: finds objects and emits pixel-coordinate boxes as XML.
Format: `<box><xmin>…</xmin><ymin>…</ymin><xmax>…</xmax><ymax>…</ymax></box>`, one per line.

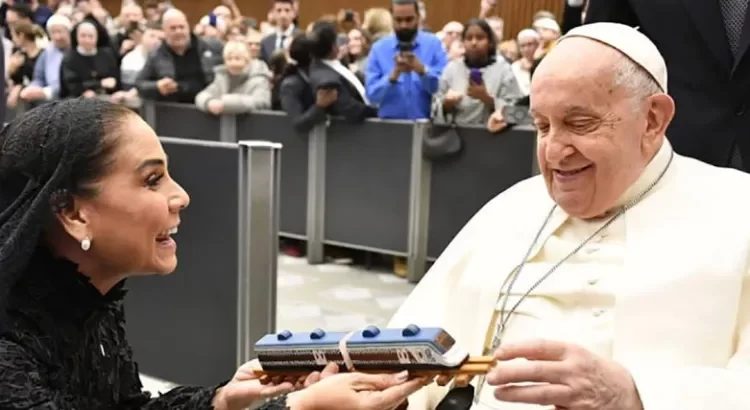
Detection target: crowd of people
<box><xmin>0</xmin><ymin>0</ymin><xmax>575</xmax><ymax>134</ymax></box>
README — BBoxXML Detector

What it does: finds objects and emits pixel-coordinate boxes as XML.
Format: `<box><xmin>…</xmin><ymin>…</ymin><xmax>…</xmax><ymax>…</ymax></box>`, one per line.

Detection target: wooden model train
<box><xmin>253</xmin><ymin>324</ymin><xmax>495</xmax><ymax>387</ymax></box>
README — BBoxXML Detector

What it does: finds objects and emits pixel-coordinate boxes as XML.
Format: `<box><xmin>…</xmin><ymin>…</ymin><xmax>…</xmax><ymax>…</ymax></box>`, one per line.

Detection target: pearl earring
<box><xmin>81</xmin><ymin>237</ymin><xmax>91</xmax><ymax>251</ymax></box>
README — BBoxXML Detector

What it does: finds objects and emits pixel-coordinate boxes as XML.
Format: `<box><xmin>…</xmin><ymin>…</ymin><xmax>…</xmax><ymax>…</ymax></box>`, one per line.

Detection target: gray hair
<box><xmin>613</xmin><ymin>55</ymin><xmax>662</xmax><ymax>106</ymax></box>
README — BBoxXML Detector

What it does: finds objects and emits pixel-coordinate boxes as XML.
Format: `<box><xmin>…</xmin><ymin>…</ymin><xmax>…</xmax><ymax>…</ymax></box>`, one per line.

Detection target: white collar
<box><xmin>614</xmin><ymin>138</ymin><xmax>672</xmax><ymax>209</ymax></box>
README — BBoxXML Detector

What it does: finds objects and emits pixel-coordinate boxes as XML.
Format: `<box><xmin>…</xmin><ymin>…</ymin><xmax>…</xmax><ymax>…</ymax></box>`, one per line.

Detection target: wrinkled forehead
<box><xmin>530</xmin><ymin>39</ymin><xmax>624</xmax><ymax>115</ymax></box>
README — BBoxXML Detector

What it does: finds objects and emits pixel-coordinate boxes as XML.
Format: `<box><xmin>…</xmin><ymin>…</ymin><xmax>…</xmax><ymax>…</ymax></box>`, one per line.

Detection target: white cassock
<box><xmin>388</xmin><ymin>139</ymin><xmax>750</xmax><ymax>410</ymax></box>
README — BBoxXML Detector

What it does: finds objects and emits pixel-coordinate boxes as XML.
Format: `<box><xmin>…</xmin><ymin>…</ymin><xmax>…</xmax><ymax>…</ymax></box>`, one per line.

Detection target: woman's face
<box><xmin>518</xmin><ymin>37</ymin><xmax>539</xmax><ymax>60</ymax></box>
<box><xmin>225</xmin><ymin>50</ymin><xmax>249</xmax><ymax>75</ymax></box>
<box><xmin>11</xmin><ymin>31</ymin><xmax>29</xmax><ymax>48</ymax></box>
<box><xmin>463</xmin><ymin>24</ymin><xmax>489</xmax><ymax>61</ymax></box>
<box><xmin>77</xmin><ymin>25</ymin><xmax>98</xmax><ymax>50</ymax></box>
<box><xmin>448</xmin><ymin>38</ymin><xmax>465</xmax><ymax>60</ymax></box>
<box><xmin>347</xmin><ymin>29</ymin><xmax>365</xmax><ymax>56</ymax></box>
<box><xmin>227</xmin><ymin>27</ymin><xmax>244</xmax><ymax>42</ymax></box>
<box><xmin>70</xmin><ymin>115</ymin><xmax>190</xmax><ymax>276</ymax></box>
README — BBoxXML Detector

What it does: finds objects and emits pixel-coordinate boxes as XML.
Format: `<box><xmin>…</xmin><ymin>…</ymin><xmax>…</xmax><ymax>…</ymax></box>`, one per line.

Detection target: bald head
<box><xmin>161</xmin><ymin>8</ymin><xmax>189</xmax><ymax>51</ymax></box>
<box><xmin>161</xmin><ymin>8</ymin><xmax>186</xmax><ymax>25</ymax></box>
<box><xmin>530</xmin><ymin>36</ymin><xmax>675</xmax><ymax>219</ymax></box>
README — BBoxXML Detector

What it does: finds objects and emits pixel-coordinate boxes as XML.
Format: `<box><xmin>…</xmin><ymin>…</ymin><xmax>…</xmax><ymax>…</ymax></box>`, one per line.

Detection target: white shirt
<box><xmin>322</xmin><ymin>59</ymin><xmax>369</xmax><ymax>104</ymax></box>
<box><xmin>276</xmin><ymin>25</ymin><xmax>296</xmax><ymax>50</ymax></box>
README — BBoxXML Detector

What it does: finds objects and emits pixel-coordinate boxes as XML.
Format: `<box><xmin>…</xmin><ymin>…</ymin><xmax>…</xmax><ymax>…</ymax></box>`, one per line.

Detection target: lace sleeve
<box><xmin>0</xmin><ymin>338</ymin><xmax>89</xmax><ymax>409</ymax></box>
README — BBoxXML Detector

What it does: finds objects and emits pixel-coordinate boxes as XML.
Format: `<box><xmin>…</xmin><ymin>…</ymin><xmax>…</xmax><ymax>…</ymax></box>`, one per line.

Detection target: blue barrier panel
<box><xmin>237</xmin><ymin>112</ymin><xmax>307</xmax><ymax>239</ymax></box>
<box><xmin>427</xmin><ymin>126</ymin><xmax>537</xmax><ymax>259</ymax></box>
<box><xmin>125</xmin><ymin>137</ymin><xmax>239</xmax><ymax>386</ymax></box>
<box><xmin>323</xmin><ymin>119</ymin><xmax>413</xmax><ymax>255</ymax></box>
<box><xmin>153</xmin><ymin>102</ymin><xmax>221</xmax><ymax>140</ymax></box>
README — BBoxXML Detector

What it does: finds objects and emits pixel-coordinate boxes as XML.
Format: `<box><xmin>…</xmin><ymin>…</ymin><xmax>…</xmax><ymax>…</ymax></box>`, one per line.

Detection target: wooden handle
<box><xmin>252</xmin><ymin>356</ymin><xmax>497</xmax><ymax>386</ymax></box>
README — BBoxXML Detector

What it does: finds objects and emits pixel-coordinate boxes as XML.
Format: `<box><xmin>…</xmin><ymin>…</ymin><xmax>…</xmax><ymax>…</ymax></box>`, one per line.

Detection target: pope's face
<box><xmin>530</xmin><ymin>38</ymin><xmax>655</xmax><ymax>219</ymax></box>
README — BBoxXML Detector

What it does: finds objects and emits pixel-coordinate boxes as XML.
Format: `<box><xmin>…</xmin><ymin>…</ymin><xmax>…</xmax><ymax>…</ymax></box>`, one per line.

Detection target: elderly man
<box><xmin>136</xmin><ymin>8</ymin><xmax>223</xmax><ymax>103</ymax></box>
<box><xmin>390</xmin><ymin>22</ymin><xmax>750</xmax><ymax>410</ymax></box>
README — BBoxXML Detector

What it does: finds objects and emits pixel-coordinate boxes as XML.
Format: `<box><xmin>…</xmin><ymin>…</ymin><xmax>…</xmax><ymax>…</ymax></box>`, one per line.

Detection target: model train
<box><xmin>253</xmin><ymin>324</ymin><xmax>495</xmax><ymax>387</ymax></box>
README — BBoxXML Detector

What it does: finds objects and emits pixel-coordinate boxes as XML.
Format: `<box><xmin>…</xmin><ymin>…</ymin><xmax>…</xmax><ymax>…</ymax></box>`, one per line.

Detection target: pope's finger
<box><xmin>495</xmin><ymin>339</ymin><xmax>569</xmax><ymax>361</ymax></box>
<box><xmin>486</xmin><ymin>359</ymin><xmax>567</xmax><ymax>385</ymax></box>
<box><xmin>493</xmin><ymin>383</ymin><xmax>573</xmax><ymax>406</ymax></box>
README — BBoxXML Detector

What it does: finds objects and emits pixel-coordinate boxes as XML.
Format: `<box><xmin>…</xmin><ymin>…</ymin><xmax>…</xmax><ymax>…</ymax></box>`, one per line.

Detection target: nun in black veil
<box><xmin>0</xmin><ymin>98</ymin><xmax>424</xmax><ymax>409</ymax></box>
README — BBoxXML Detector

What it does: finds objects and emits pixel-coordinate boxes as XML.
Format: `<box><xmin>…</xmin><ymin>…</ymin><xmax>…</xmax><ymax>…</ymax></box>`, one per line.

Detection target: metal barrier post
<box><xmin>236</xmin><ymin>141</ymin><xmax>282</xmax><ymax>365</ymax></box>
<box><xmin>220</xmin><ymin>115</ymin><xmax>238</xmax><ymax>142</ymax></box>
<box><xmin>306</xmin><ymin>123</ymin><xmax>327</xmax><ymax>264</ymax></box>
<box><xmin>406</xmin><ymin>120</ymin><xmax>432</xmax><ymax>283</ymax></box>
<box><xmin>142</xmin><ymin>100</ymin><xmax>157</xmax><ymax>129</ymax></box>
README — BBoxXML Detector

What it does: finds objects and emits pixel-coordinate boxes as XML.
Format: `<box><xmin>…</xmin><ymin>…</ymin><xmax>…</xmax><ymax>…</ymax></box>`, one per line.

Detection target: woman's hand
<box><xmin>285</xmin><ymin>371</ymin><xmax>426</xmax><ymax>410</ymax></box>
<box><xmin>213</xmin><ymin>361</ymin><xmax>340</xmax><ymax>410</ymax></box>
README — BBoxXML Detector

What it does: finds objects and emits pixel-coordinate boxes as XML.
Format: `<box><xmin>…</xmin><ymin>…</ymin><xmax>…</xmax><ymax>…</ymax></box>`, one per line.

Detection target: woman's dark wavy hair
<box><xmin>281</xmin><ymin>33</ymin><xmax>314</xmax><ymax>78</ymax></box>
<box><xmin>463</xmin><ymin>18</ymin><xmax>497</xmax><ymax>67</ymax></box>
<box><xmin>0</xmin><ymin>99</ymin><xmax>134</xmax><ymax>316</ymax></box>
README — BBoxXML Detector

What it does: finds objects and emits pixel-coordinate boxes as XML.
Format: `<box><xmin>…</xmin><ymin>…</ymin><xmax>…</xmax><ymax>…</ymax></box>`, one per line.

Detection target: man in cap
<box><xmin>389</xmin><ymin>22</ymin><xmax>750</xmax><ymax>410</ymax></box>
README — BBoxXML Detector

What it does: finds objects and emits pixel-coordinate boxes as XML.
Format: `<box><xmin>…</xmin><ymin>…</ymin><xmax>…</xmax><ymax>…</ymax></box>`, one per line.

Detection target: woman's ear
<box><xmin>55</xmin><ymin>199</ymin><xmax>92</xmax><ymax>242</ymax></box>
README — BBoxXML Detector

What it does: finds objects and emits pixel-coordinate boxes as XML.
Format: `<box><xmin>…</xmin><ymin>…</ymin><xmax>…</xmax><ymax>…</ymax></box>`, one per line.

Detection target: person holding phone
<box><xmin>432</xmin><ymin>18</ymin><xmax>522</xmax><ymax>127</ymax></box>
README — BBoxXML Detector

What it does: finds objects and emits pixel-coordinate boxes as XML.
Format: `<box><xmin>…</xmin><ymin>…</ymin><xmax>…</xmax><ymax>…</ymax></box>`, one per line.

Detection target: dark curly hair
<box><xmin>0</xmin><ymin>99</ymin><xmax>135</xmax><ymax>316</ymax></box>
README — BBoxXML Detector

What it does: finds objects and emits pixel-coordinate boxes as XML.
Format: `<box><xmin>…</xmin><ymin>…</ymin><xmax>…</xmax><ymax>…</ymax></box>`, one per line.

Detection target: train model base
<box><xmin>252</xmin><ymin>355</ymin><xmax>495</xmax><ymax>387</ymax></box>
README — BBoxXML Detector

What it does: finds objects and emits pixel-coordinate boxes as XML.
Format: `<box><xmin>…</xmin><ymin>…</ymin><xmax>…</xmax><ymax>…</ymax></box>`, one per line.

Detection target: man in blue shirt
<box><xmin>365</xmin><ymin>0</ymin><xmax>448</xmax><ymax>120</ymax></box>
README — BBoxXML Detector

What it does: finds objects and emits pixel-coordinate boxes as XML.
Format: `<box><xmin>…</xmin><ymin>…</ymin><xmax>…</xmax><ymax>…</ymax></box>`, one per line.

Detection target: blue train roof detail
<box><xmin>255</xmin><ymin>325</ymin><xmax>450</xmax><ymax>354</ymax></box>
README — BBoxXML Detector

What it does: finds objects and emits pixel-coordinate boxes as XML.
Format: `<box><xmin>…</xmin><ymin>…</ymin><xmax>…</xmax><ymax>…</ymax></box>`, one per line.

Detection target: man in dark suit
<box><xmin>586</xmin><ymin>0</ymin><xmax>750</xmax><ymax>170</ymax></box>
<box><xmin>307</xmin><ymin>22</ymin><xmax>376</xmax><ymax>122</ymax></box>
<box><xmin>260</xmin><ymin>0</ymin><xmax>302</xmax><ymax>64</ymax></box>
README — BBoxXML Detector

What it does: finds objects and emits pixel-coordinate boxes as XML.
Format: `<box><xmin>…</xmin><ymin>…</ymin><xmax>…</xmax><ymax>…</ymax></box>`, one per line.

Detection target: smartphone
<box><xmin>501</xmin><ymin>105</ymin><xmax>533</xmax><ymax>126</ymax></box>
<box><xmin>470</xmin><ymin>68</ymin><xmax>483</xmax><ymax>84</ymax></box>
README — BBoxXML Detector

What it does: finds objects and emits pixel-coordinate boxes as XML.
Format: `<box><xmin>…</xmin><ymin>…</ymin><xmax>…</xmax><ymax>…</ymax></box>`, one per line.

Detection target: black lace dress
<box><xmin>0</xmin><ymin>249</ymin><xmax>289</xmax><ymax>409</ymax></box>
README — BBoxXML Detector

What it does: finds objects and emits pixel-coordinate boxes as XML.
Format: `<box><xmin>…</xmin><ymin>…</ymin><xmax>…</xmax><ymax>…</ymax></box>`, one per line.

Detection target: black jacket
<box><xmin>0</xmin><ymin>248</ymin><xmax>290</xmax><ymax>409</ymax></box>
<box><xmin>307</xmin><ymin>60</ymin><xmax>377</xmax><ymax>123</ymax></box>
<box><xmin>59</xmin><ymin>48</ymin><xmax>120</xmax><ymax>98</ymax></box>
<box><xmin>586</xmin><ymin>0</ymin><xmax>750</xmax><ymax>169</ymax></box>
<box><xmin>136</xmin><ymin>35</ymin><xmax>223</xmax><ymax>103</ymax></box>
<box><xmin>279</xmin><ymin>71</ymin><xmax>327</xmax><ymax>133</ymax></box>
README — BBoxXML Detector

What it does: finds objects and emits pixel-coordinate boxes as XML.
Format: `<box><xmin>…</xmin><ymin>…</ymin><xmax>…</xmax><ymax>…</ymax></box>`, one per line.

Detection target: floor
<box><xmin>140</xmin><ymin>254</ymin><xmax>416</xmax><ymax>394</ymax></box>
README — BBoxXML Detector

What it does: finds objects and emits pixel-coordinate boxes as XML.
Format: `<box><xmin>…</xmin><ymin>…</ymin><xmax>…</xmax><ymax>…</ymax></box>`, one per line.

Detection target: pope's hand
<box><xmin>286</xmin><ymin>371</ymin><xmax>426</xmax><ymax>410</ymax></box>
<box><xmin>487</xmin><ymin>340</ymin><xmax>644</xmax><ymax>410</ymax></box>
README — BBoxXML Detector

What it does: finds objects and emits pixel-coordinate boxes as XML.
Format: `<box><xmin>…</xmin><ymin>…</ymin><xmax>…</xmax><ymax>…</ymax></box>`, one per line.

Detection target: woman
<box><xmin>278</xmin><ymin>34</ymin><xmax>336</xmax><ymax>133</ymax></box>
<box><xmin>432</xmin><ymin>19</ymin><xmax>523</xmax><ymax>126</ymax></box>
<box><xmin>60</xmin><ymin>21</ymin><xmax>120</xmax><ymax>99</ymax></box>
<box><xmin>195</xmin><ymin>40</ymin><xmax>272</xmax><ymax>115</ymax></box>
<box><xmin>340</xmin><ymin>28</ymin><xmax>371</xmax><ymax>82</ymax></box>
<box><xmin>361</xmin><ymin>8</ymin><xmax>393</xmax><ymax>43</ymax></box>
<box><xmin>511</xmin><ymin>28</ymin><xmax>540</xmax><ymax>96</ymax></box>
<box><xmin>0</xmin><ymin>98</ymin><xmax>424</xmax><ymax>409</ymax></box>
<box><xmin>6</xmin><ymin>21</ymin><xmax>44</xmax><ymax>108</ymax></box>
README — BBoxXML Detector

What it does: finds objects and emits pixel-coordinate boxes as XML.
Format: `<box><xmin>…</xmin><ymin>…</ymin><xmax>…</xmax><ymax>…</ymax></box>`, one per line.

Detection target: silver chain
<box><xmin>472</xmin><ymin>149</ymin><xmax>674</xmax><ymax>405</ymax></box>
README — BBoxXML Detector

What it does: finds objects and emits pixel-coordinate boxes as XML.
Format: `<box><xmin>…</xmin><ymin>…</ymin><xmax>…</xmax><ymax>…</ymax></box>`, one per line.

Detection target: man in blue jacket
<box><xmin>365</xmin><ymin>0</ymin><xmax>447</xmax><ymax>120</ymax></box>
